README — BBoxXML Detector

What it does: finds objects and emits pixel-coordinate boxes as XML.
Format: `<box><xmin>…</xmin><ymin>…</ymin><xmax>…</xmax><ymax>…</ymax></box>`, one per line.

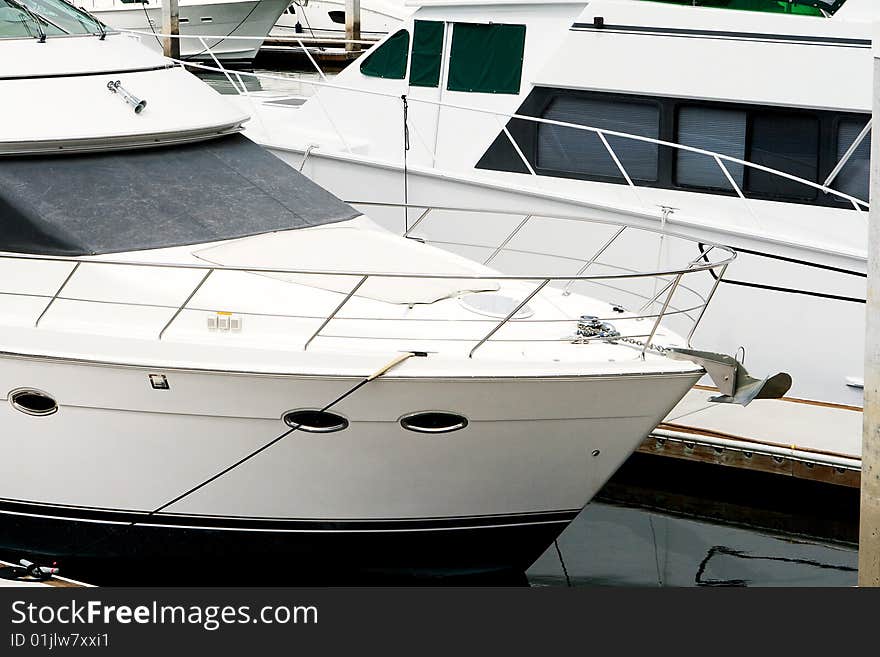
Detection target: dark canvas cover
<box><xmin>0</xmin><ymin>134</ymin><xmax>360</xmax><ymax>255</ymax></box>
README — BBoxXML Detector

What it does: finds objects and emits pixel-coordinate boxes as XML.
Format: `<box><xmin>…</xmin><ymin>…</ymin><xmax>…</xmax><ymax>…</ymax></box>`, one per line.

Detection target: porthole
<box><xmin>400</xmin><ymin>411</ymin><xmax>468</xmax><ymax>434</ymax></box>
<box><xmin>283</xmin><ymin>409</ymin><xmax>349</xmax><ymax>433</ymax></box>
<box><xmin>10</xmin><ymin>389</ymin><xmax>58</xmax><ymax>417</ymax></box>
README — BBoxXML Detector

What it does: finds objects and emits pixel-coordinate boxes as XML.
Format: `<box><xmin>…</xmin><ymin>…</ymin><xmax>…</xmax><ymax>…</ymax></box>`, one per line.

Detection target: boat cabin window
<box><xmin>676</xmin><ymin>106</ymin><xmax>747</xmax><ymax>190</ymax></box>
<box><xmin>538</xmin><ymin>96</ymin><xmax>660</xmax><ymax>182</ymax></box>
<box><xmin>832</xmin><ymin>119</ymin><xmax>871</xmax><ymax>202</ymax></box>
<box><xmin>447</xmin><ymin>23</ymin><xmax>526</xmax><ymax>95</ymax></box>
<box><xmin>0</xmin><ymin>0</ymin><xmax>105</xmax><ymax>38</ymax></box>
<box><xmin>409</xmin><ymin>20</ymin><xmax>444</xmax><ymax>88</ymax></box>
<box><xmin>641</xmin><ymin>0</ymin><xmax>843</xmax><ymax>16</ymax></box>
<box><xmin>360</xmin><ymin>28</ymin><xmax>410</xmax><ymax>80</ymax></box>
<box><xmin>477</xmin><ymin>88</ymin><xmax>870</xmax><ymax>208</ymax></box>
<box><xmin>748</xmin><ymin>112</ymin><xmax>819</xmax><ymax>200</ymax></box>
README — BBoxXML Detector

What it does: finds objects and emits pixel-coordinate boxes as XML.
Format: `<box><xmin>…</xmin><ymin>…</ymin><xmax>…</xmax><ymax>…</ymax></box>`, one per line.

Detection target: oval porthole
<box><xmin>283</xmin><ymin>409</ymin><xmax>349</xmax><ymax>433</ymax></box>
<box><xmin>400</xmin><ymin>412</ymin><xmax>468</xmax><ymax>434</ymax></box>
<box><xmin>10</xmin><ymin>389</ymin><xmax>58</xmax><ymax>417</ymax></box>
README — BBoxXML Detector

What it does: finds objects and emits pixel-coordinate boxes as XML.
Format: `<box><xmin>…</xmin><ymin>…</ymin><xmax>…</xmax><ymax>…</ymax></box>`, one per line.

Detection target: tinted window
<box><xmin>747</xmin><ymin>112</ymin><xmax>819</xmax><ymax>199</ymax></box>
<box><xmin>447</xmin><ymin>23</ymin><xmax>525</xmax><ymax>94</ymax></box>
<box><xmin>409</xmin><ymin>20</ymin><xmax>444</xmax><ymax>88</ymax></box>
<box><xmin>676</xmin><ymin>106</ymin><xmax>746</xmax><ymax>190</ymax></box>
<box><xmin>832</xmin><ymin>119</ymin><xmax>870</xmax><ymax>203</ymax></box>
<box><xmin>360</xmin><ymin>29</ymin><xmax>409</xmax><ymax>80</ymax></box>
<box><xmin>538</xmin><ymin>96</ymin><xmax>660</xmax><ymax>182</ymax></box>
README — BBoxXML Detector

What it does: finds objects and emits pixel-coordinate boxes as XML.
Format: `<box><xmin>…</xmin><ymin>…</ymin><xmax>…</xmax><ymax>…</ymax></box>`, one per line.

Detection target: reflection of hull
<box><xmin>0</xmin><ymin>353</ymin><xmax>699</xmax><ymax>574</ymax></box>
<box><xmin>528</xmin><ymin>503</ymin><xmax>858</xmax><ymax>587</ymax></box>
<box><xmin>272</xmin><ymin>0</ymin><xmax>407</xmax><ymax>40</ymax></box>
<box><xmin>82</xmin><ymin>0</ymin><xmax>290</xmax><ymax>61</ymax></box>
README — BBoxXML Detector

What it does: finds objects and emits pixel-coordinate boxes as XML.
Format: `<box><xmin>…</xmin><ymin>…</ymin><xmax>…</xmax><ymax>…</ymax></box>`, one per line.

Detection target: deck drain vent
<box><xmin>283</xmin><ymin>410</ymin><xmax>349</xmax><ymax>433</ymax></box>
<box><xmin>10</xmin><ymin>389</ymin><xmax>58</xmax><ymax>417</ymax></box>
<box><xmin>400</xmin><ymin>412</ymin><xmax>468</xmax><ymax>434</ymax></box>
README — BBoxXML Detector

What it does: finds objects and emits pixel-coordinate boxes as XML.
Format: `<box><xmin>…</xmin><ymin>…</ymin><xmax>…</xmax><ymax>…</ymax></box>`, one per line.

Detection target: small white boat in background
<box><xmin>0</xmin><ymin>3</ymin><xmax>789</xmax><ymax>576</ymax></box>
<box><xmin>271</xmin><ymin>0</ymin><xmax>409</xmax><ymax>41</ymax></box>
<box><xmin>74</xmin><ymin>0</ymin><xmax>290</xmax><ymax>62</ymax></box>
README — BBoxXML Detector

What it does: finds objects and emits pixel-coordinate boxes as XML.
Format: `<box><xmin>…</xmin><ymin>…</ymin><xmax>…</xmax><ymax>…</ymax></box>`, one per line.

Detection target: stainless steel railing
<box><xmin>145</xmin><ymin>31</ymin><xmax>870</xmax><ymax>218</ymax></box>
<box><xmin>1</xmin><ymin>205</ymin><xmax>736</xmax><ymax>358</ymax></box>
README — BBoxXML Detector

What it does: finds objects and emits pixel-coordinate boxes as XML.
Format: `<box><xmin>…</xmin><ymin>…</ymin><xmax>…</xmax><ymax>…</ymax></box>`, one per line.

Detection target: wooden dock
<box><xmin>258</xmin><ymin>34</ymin><xmax>375</xmax><ymax>69</ymax></box>
<box><xmin>642</xmin><ymin>386</ymin><xmax>861</xmax><ymax>487</ymax></box>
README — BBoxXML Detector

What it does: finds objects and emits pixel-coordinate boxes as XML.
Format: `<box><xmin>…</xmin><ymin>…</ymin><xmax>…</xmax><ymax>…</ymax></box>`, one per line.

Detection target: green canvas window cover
<box><xmin>642</xmin><ymin>0</ymin><xmax>846</xmax><ymax>16</ymax></box>
<box><xmin>360</xmin><ymin>29</ymin><xmax>410</xmax><ymax>80</ymax></box>
<box><xmin>447</xmin><ymin>23</ymin><xmax>526</xmax><ymax>95</ymax></box>
<box><xmin>409</xmin><ymin>20</ymin><xmax>444</xmax><ymax>88</ymax></box>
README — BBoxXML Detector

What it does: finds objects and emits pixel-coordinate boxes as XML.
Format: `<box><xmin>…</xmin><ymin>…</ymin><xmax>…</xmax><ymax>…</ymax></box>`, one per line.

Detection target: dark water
<box><xmin>1</xmin><ymin>454</ymin><xmax>859</xmax><ymax>587</ymax></box>
<box><xmin>527</xmin><ymin>502</ymin><xmax>857</xmax><ymax>587</ymax></box>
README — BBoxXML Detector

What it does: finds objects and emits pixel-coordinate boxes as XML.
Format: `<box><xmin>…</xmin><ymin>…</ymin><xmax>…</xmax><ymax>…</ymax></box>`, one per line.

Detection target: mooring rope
<box><xmin>20</xmin><ymin>351</ymin><xmax>418</xmax><ymax>577</ymax></box>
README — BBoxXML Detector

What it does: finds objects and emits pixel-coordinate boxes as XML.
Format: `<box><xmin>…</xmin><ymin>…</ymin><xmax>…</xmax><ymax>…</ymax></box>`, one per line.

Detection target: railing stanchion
<box><xmin>562</xmin><ymin>226</ymin><xmax>627</xmax><ymax>296</ymax></box>
<box><xmin>642</xmin><ymin>273</ymin><xmax>683</xmax><ymax>359</ymax></box>
<box><xmin>304</xmin><ymin>275</ymin><xmax>369</xmax><ymax>351</ymax></box>
<box><xmin>469</xmin><ymin>279</ymin><xmax>549</xmax><ymax>358</ymax></box>
<box><xmin>597</xmin><ymin>131</ymin><xmax>648</xmax><ymax>211</ymax></box>
<box><xmin>403</xmin><ymin>207</ymin><xmax>432</xmax><ymax>237</ymax></box>
<box><xmin>484</xmin><ymin>215</ymin><xmax>532</xmax><ymax>265</ymax></box>
<box><xmin>297</xmin><ymin>38</ymin><xmax>329</xmax><ymax>81</ymax></box>
<box><xmin>496</xmin><ymin>116</ymin><xmax>536</xmax><ymax>176</ymax></box>
<box><xmin>197</xmin><ymin>36</ymin><xmax>240</xmax><ymax>94</ymax></box>
<box><xmin>159</xmin><ymin>268</ymin><xmax>214</xmax><ymax>340</ymax></box>
<box><xmin>35</xmin><ymin>262</ymin><xmax>80</xmax><ymax>328</ymax></box>
<box><xmin>687</xmin><ymin>263</ymin><xmax>728</xmax><ymax>345</ymax></box>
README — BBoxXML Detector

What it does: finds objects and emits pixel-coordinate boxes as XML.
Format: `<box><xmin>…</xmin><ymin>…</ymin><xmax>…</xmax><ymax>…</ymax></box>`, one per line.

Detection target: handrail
<box><xmin>161</xmin><ymin>53</ymin><xmax>871</xmax><ymax>213</ymax></box>
<box><xmin>0</xmin><ymin>205</ymin><xmax>735</xmax><ymax>356</ymax></box>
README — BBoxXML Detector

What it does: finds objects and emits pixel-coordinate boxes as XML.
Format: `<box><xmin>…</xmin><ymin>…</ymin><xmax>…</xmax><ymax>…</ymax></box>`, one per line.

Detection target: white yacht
<box><xmin>272</xmin><ymin>0</ymin><xmax>408</xmax><ymax>41</ymax></box>
<box><xmin>0</xmin><ymin>0</ymin><xmax>773</xmax><ymax>575</ymax></box>
<box><xmin>74</xmin><ymin>0</ymin><xmax>290</xmax><ymax>62</ymax></box>
<box><xmin>231</xmin><ymin>0</ymin><xmax>873</xmax><ymax>471</ymax></box>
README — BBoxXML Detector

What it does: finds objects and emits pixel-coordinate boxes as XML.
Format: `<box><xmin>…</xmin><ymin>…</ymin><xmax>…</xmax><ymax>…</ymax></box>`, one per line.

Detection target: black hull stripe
<box><xmin>570</xmin><ymin>23</ymin><xmax>871</xmax><ymax>48</ymax></box>
<box><xmin>0</xmin><ymin>499</ymin><xmax>578</xmax><ymax>532</ymax></box>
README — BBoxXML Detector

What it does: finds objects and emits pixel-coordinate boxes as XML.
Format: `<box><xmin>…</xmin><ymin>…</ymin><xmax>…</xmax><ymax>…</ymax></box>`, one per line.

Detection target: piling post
<box><xmin>345</xmin><ymin>0</ymin><xmax>361</xmax><ymax>53</ymax></box>
<box><xmin>859</xmin><ymin>24</ymin><xmax>880</xmax><ymax>587</ymax></box>
<box><xmin>161</xmin><ymin>0</ymin><xmax>180</xmax><ymax>60</ymax></box>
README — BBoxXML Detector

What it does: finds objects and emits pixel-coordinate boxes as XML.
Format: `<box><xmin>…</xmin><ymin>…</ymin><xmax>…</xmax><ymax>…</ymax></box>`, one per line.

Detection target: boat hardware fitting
<box><xmin>574</xmin><ymin>315</ymin><xmax>620</xmax><ymax>342</ymax></box>
<box><xmin>666</xmin><ymin>347</ymin><xmax>792</xmax><ymax>406</ymax></box>
<box><xmin>107</xmin><ymin>80</ymin><xmax>147</xmax><ymax>114</ymax></box>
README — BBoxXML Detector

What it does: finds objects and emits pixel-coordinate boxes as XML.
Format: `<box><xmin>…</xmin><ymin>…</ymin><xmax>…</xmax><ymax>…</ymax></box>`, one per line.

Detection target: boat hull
<box><xmin>0</xmin><ymin>353</ymin><xmax>700</xmax><ymax>574</ymax></box>
<box><xmin>0</xmin><ymin>501</ymin><xmax>574</xmax><ymax>576</ymax></box>
<box><xmin>263</xmin><ymin>145</ymin><xmax>866</xmax><ymax>465</ymax></box>
<box><xmin>83</xmin><ymin>0</ymin><xmax>290</xmax><ymax>62</ymax></box>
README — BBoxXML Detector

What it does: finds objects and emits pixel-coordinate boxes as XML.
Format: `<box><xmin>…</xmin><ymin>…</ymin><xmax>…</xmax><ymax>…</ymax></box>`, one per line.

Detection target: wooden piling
<box><xmin>345</xmin><ymin>0</ymin><xmax>361</xmax><ymax>53</ymax></box>
<box><xmin>161</xmin><ymin>0</ymin><xmax>180</xmax><ymax>60</ymax></box>
<box><xmin>858</xmin><ymin>30</ymin><xmax>880</xmax><ymax>587</ymax></box>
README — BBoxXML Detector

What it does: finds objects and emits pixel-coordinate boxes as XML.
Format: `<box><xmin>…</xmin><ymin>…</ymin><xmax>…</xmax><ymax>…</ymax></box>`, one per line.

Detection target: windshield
<box><xmin>643</xmin><ymin>0</ymin><xmax>846</xmax><ymax>16</ymax></box>
<box><xmin>0</xmin><ymin>0</ymin><xmax>106</xmax><ymax>38</ymax></box>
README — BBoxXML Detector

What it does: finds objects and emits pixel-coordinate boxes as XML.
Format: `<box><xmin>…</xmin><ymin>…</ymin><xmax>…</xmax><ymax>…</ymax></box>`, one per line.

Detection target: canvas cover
<box><xmin>0</xmin><ymin>134</ymin><xmax>360</xmax><ymax>255</ymax></box>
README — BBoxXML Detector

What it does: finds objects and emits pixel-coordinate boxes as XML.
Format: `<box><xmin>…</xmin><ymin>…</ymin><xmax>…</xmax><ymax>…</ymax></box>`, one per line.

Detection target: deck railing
<box><xmin>1</xmin><ymin>207</ymin><xmax>735</xmax><ymax>358</ymax></box>
<box><xmin>126</xmin><ymin>30</ymin><xmax>871</xmax><ymax>222</ymax></box>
